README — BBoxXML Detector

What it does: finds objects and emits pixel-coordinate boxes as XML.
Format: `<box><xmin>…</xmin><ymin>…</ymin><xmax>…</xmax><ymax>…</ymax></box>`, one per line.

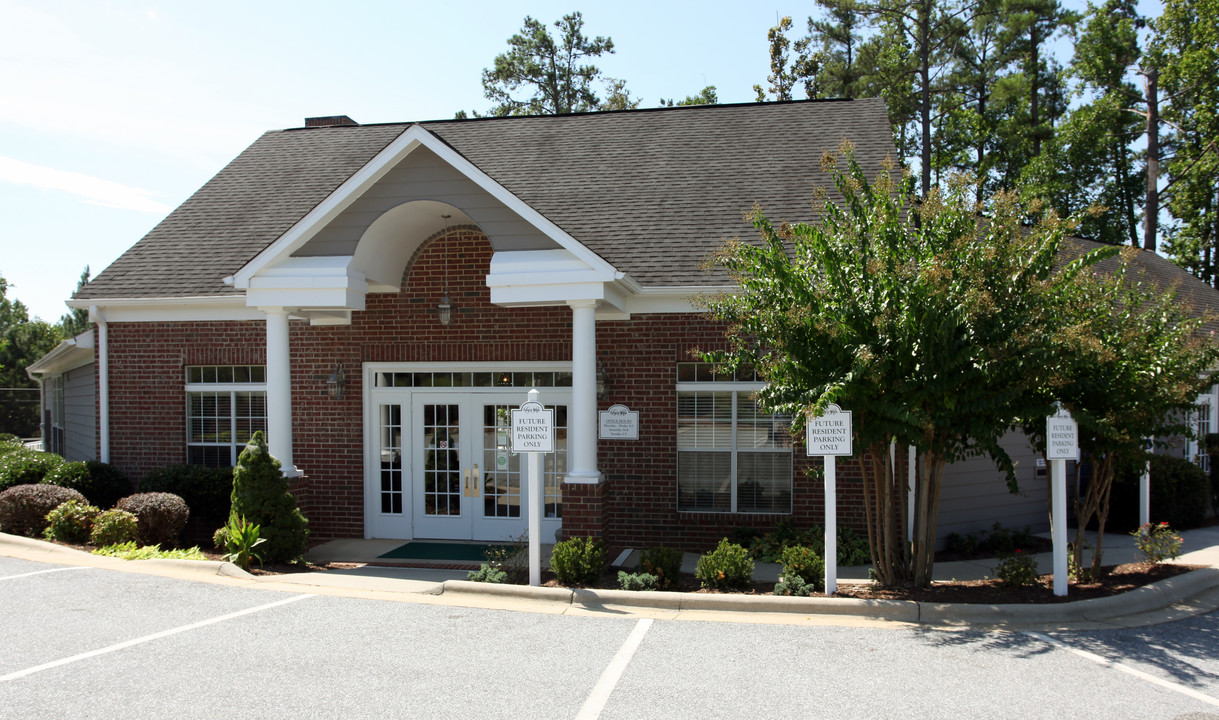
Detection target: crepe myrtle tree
<box><xmin>1021</xmin><ymin>254</ymin><xmax>1218</xmax><ymax>576</ymax></box>
<box><xmin>700</xmin><ymin>142</ymin><xmax>1110</xmax><ymax>587</ymax></box>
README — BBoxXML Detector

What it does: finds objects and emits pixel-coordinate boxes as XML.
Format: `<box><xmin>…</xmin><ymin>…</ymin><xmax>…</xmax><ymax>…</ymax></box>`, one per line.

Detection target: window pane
<box><xmin>677</xmin><ymin>451</ymin><xmax>731</xmax><ymax>511</ymax></box>
<box><xmin>737</xmin><ymin>397</ymin><xmax>792</xmax><ymax>450</ymax></box>
<box><xmin>677</xmin><ymin>392</ymin><xmax>733</xmax><ymax>449</ymax></box>
<box><xmin>737</xmin><ymin>452</ymin><xmax>793</xmax><ymax>513</ymax></box>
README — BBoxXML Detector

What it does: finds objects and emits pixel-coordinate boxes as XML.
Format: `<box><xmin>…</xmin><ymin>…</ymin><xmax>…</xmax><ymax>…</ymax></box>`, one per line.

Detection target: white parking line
<box><xmin>0</xmin><ymin>566</ymin><xmax>91</xmax><ymax>581</ymax></box>
<box><xmin>575</xmin><ymin>618</ymin><xmax>653</xmax><ymax>720</ymax></box>
<box><xmin>1024</xmin><ymin>631</ymin><xmax>1219</xmax><ymax>708</ymax></box>
<box><xmin>0</xmin><ymin>593</ymin><xmax>315</xmax><ymax>683</ymax></box>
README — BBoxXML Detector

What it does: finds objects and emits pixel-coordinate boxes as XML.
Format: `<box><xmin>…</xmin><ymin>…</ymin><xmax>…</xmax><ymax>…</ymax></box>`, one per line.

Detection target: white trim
<box><xmin>67</xmin><ymin>296</ymin><xmax>265</xmax><ymax>322</ymax></box>
<box><xmin>231</xmin><ymin>125</ymin><xmax>623</xmax><ymax>293</ymax></box>
<box><xmin>26</xmin><ymin>330</ymin><xmax>94</xmax><ymax>378</ymax></box>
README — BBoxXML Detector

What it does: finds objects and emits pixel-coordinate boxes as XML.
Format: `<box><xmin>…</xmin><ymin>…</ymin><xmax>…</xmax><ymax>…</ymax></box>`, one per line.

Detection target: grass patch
<box><xmin>92</xmin><ymin>541</ymin><xmax>208</xmax><ymax>561</ymax></box>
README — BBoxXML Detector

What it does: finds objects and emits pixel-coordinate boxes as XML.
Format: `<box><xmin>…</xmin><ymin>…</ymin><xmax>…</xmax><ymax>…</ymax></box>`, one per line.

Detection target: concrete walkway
<box><xmin>4</xmin><ymin>527</ymin><xmax>1219</xmax><ymax>630</ymax></box>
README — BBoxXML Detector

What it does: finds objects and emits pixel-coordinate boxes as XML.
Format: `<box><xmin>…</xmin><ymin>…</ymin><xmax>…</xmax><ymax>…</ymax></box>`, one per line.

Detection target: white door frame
<box><xmin>363</xmin><ymin>362</ymin><xmax>571</xmax><ymax>541</ymax></box>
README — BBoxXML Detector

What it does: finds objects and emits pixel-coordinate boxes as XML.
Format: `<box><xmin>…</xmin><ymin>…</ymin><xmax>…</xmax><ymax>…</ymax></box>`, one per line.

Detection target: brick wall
<box><xmin>105</xmin><ymin>226</ymin><xmax>864</xmax><ymax>551</ymax></box>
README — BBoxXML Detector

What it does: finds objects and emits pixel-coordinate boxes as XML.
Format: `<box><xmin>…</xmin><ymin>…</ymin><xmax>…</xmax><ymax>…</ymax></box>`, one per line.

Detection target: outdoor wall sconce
<box><xmin>596</xmin><ymin>361</ymin><xmax>609</xmax><ymax>399</ymax></box>
<box><xmin>326</xmin><ymin>363</ymin><xmax>347</xmax><ymax>400</ymax></box>
<box><xmin>437</xmin><ymin>295</ymin><xmax>453</xmax><ymax>326</ymax></box>
<box><xmin>438</xmin><ymin>213</ymin><xmax>454</xmax><ymax>327</ymax></box>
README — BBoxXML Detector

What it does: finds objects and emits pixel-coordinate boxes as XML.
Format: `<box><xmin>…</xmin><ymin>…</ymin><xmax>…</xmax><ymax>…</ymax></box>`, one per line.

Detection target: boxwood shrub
<box><xmin>0</xmin><ymin>484</ymin><xmax>87</xmax><ymax>537</ymax></box>
<box><xmin>116</xmin><ymin>492</ymin><xmax>190</xmax><ymax>547</ymax></box>
<box><xmin>695</xmin><ymin>539</ymin><xmax>754</xmax><ymax>590</ymax></box>
<box><xmin>44</xmin><ymin>460</ymin><xmax>132</xmax><ymax>510</ymax></box>
<box><xmin>550</xmin><ymin>536</ymin><xmax>606</xmax><ymax>586</ymax></box>
<box><xmin>140</xmin><ymin>464</ymin><xmax>233</xmax><ymax>525</ymax></box>
<box><xmin>1110</xmin><ymin>454</ymin><xmax>1211</xmax><ymax>531</ymax></box>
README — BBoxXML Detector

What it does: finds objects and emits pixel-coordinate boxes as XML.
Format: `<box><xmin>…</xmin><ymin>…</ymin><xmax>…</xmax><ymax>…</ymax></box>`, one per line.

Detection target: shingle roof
<box><xmin>75</xmin><ymin>98</ymin><xmax>895</xmax><ymax>301</ymax></box>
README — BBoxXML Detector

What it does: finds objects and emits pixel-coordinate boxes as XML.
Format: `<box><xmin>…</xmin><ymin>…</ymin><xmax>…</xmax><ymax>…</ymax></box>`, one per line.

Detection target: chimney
<box><xmin>304</xmin><ymin>115</ymin><xmax>359</xmax><ymax>128</ymax></box>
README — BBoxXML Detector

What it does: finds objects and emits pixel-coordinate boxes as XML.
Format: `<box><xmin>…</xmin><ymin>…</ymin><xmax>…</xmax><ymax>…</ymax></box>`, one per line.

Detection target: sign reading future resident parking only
<box><xmin>806</xmin><ymin>404</ymin><xmax>853</xmax><ymax>456</ymax></box>
<box><xmin>1046</xmin><ymin>405</ymin><xmax>1079</xmax><ymax>460</ymax></box>
<box><xmin>511</xmin><ymin>400</ymin><xmax>555</xmax><ymax>454</ymax></box>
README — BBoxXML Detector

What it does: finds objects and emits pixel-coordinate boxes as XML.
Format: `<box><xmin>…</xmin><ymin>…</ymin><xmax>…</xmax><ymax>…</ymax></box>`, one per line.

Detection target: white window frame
<box><xmin>185</xmin><ymin>365</ymin><xmax>267</xmax><ymax>466</ymax></box>
<box><xmin>676</xmin><ymin>374</ymin><xmax>793</xmax><ymax>514</ymax></box>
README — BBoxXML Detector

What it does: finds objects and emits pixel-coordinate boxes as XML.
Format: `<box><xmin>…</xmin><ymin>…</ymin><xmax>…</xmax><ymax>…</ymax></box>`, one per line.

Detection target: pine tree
<box><xmin>230</xmin><ymin>431</ymin><xmax>308</xmax><ymax>564</ymax></box>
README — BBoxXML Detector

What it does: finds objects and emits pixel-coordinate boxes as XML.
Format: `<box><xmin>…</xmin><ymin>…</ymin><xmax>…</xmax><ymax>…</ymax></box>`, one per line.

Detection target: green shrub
<box><xmin>90</xmin><ymin>509</ymin><xmax>139</xmax><ymax>546</ymax></box>
<box><xmin>946</xmin><ymin>531</ymin><xmax>981</xmax><ymax>557</ymax></box>
<box><xmin>42</xmin><ymin>460</ymin><xmax>132</xmax><ymax>510</ymax></box>
<box><xmin>92</xmin><ymin>542</ymin><xmax>207</xmax><ymax>561</ymax></box>
<box><xmin>773</xmin><ymin>573</ymin><xmax>816</xmax><ymax>597</ymax></box>
<box><xmin>140</xmin><ymin>464</ymin><xmax>234</xmax><ymax>524</ymax></box>
<box><xmin>994</xmin><ymin>551</ymin><xmax>1040</xmax><ymax>587</ymax></box>
<box><xmin>1111</xmin><ymin>454</ymin><xmax>1211</xmax><ymax>531</ymax></box>
<box><xmin>638</xmin><ymin>546</ymin><xmax>683</xmax><ymax>590</ymax></box>
<box><xmin>0</xmin><ymin>450</ymin><xmax>64</xmax><ymax>492</ymax></box>
<box><xmin>617</xmin><ymin>571</ymin><xmax>657</xmax><ymax>591</ymax></box>
<box><xmin>483</xmin><ymin>533</ymin><xmax>529</xmax><ymax>583</ymax></box>
<box><xmin>695</xmin><ymin>538</ymin><xmax>754</xmax><ymax>590</ymax></box>
<box><xmin>219</xmin><ymin>515</ymin><xmax>266</xmax><ymax>570</ymax></box>
<box><xmin>0</xmin><ymin>434</ymin><xmax>25</xmax><ymax>456</ymax></box>
<box><xmin>836</xmin><ymin>526</ymin><xmax>872</xmax><ymax>566</ymax></box>
<box><xmin>228</xmin><ymin>432</ymin><xmax>308</xmax><ymax>564</ymax></box>
<box><xmin>1131</xmin><ymin>521</ymin><xmax>1185</xmax><ymax>564</ymax></box>
<box><xmin>779</xmin><ymin>545</ymin><xmax>825</xmax><ymax>589</ymax></box>
<box><xmin>550</xmin><ymin>536</ymin><xmax>606</xmax><ymax>586</ymax></box>
<box><xmin>116</xmin><ymin>492</ymin><xmax>190</xmax><ymax>547</ymax></box>
<box><xmin>43</xmin><ymin>499</ymin><xmax>100</xmax><ymax>543</ymax></box>
<box><xmin>467</xmin><ymin>564</ymin><xmax>508</xmax><ymax>583</ymax></box>
<box><xmin>0</xmin><ymin>484</ymin><xmax>87</xmax><ymax>537</ymax></box>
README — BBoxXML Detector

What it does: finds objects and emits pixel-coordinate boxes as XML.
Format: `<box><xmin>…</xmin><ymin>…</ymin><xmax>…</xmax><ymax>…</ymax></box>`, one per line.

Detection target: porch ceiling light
<box><xmin>326</xmin><ymin>363</ymin><xmax>347</xmax><ymax>400</ymax></box>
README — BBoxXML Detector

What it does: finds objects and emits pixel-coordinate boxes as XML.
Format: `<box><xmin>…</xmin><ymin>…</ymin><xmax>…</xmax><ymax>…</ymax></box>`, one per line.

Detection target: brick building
<box><xmin>32</xmin><ymin>99</ymin><xmax>1212</xmax><ymax>552</ymax></box>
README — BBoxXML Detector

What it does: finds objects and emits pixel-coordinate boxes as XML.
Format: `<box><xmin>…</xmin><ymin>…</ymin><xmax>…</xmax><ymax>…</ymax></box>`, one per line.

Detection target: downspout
<box><xmin>90</xmin><ymin>306</ymin><xmax>110</xmax><ymax>463</ymax></box>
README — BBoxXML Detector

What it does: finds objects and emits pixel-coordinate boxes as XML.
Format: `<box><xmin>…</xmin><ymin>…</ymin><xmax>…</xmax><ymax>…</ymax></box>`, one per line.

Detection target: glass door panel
<box><xmin>412</xmin><ymin>395</ymin><xmax>473</xmax><ymax>539</ymax></box>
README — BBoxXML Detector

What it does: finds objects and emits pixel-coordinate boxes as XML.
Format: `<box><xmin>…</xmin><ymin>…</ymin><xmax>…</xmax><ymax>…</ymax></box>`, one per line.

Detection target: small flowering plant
<box><xmin>994</xmin><ymin>549</ymin><xmax>1040</xmax><ymax>587</ymax></box>
<box><xmin>1131</xmin><ymin>522</ymin><xmax>1184</xmax><ymax>564</ymax></box>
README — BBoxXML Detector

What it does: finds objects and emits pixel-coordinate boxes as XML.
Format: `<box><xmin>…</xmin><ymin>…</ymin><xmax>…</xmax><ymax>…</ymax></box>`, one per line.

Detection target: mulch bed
<box><xmin>541</xmin><ymin>561</ymin><xmax>1203</xmax><ymax>604</ymax></box>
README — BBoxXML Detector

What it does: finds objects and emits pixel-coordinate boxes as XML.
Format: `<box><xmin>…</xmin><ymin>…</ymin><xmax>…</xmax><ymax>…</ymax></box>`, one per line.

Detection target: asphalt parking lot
<box><xmin>5</xmin><ymin>553</ymin><xmax>1219</xmax><ymax>719</ymax></box>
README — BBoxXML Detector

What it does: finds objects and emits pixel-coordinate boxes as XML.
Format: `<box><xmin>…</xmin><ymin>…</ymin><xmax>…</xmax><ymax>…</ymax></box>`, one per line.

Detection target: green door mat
<box><xmin>378</xmin><ymin>542</ymin><xmax>502</xmax><ymax>561</ymax></box>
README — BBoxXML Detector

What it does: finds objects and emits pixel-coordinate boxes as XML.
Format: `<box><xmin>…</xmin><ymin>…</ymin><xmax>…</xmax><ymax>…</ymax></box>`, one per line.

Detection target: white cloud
<box><xmin>0</xmin><ymin>156</ymin><xmax>170</xmax><ymax>214</ymax></box>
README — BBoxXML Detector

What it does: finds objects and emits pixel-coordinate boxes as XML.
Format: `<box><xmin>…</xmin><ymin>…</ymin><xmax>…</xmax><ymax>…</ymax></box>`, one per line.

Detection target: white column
<box><xmin>264</xmin><ymin>308</ymin><xmax>296</xmax><ymax>474</ymax></box>
<box><xmin>566</xmin><ymin>300</ymin><xmax>601</xmax><ymax>484</ymax></box>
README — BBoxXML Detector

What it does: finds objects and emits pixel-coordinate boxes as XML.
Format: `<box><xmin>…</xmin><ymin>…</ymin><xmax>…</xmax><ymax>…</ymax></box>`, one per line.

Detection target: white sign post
<box><xmin>807</xmin><ymin>404</ymin><xmax>853</xmax><ymax>596</ymax></box>
<box><xmin>511</xmin><ymin>390</ymin><xmax>555</xmax><ymax>586</ymax></box>
<box><xmin>1046</xmin><ymin>404</ymin><xmax>1078</xmax><ymax>597</ymax></box>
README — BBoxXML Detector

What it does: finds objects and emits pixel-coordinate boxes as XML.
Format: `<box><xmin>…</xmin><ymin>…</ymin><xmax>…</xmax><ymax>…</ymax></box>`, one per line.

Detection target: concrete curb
<box><xmin>437</xmin><ymin>567</ymin><xmax>1219</xmax><ymax>626</ymax></box>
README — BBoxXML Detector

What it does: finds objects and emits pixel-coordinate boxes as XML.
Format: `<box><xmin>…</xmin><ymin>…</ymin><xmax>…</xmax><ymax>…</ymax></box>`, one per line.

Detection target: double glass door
<box><xmin>373</xmin><ymin>391</ymin><xmax>567</xmax><ymax>542</ymax></box>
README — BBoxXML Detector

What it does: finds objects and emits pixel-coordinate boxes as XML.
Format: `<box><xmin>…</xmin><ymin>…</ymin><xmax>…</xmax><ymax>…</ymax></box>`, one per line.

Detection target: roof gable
<box><xmin>74</xmin><ymin>99</ymin><xmax>897</xmax><ymax>304</ymax></box>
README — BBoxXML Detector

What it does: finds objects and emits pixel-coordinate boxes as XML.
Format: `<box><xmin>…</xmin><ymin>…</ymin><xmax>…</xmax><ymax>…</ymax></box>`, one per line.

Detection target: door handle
<box><xmin>472</xmin><ymin>464</ymin><xmax>480</xmax><ymax>497</ymax></box>
<box><xmin>464</xmin><ymin>467</ymin><xmax>471</xmax><ymax>497</ymax></box>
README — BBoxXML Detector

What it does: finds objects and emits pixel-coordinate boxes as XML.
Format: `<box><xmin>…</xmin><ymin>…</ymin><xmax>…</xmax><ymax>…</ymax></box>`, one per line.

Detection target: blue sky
<box><xmin>0</xmin><ymin>0</ymin><xmax>1158</xmax><ymax>323</ymax></box>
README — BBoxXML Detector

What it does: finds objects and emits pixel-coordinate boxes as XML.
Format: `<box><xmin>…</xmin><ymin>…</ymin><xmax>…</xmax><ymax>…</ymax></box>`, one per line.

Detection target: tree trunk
<box><xmin>911</xmin><ymin>450</ymin><xmax>945</xmax><ymax>586</ymax></box>
<box><xmin>919</xmin><ymin>0</ymin><xmax>933</xmax><ymax>197</ymax></box>
<box><xmin>1030</xmin><ymin>22</ymin><xmax>1042</xmax><ymax>158</ymax></box>
<box><xmin>1144</xmin><ymin>67</ymin><xmax>1159</xmax><ymax>253</ymax></box>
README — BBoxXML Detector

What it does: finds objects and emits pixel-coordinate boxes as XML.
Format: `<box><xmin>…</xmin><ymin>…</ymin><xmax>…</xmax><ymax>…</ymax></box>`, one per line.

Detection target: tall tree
<box><xmin>479</xmin><ymin>12</ymin><xmax>619</xmax><ymax>116</ymax></box>
<box><xmin>1021</xmin><ymin>0</ymin><xmax>1146</xmax><ymax>246</ymax></box>
<box><xmin>753</xmin><ymin>16</ymin><xmax>819</xmax><ymax>101</ymax></box>
<box><xmin>701</xmin><ymin>145</ymin><xmax>1109</xmax><ymax>586</ymax></box>
<box><xmin>809</xmin><ymin>0</ymin><xmax>870</xmax><ymax>98</ymax></box>
<box><xmin>0</xmin><ymin>275</ymin><xmax>62</xmax><ymax>388</ymax></box>
<box><xmin>660</xmin><ymin>86</ymin><xmax>719</xmax><ymax>107</ymax></box>
<box><xmin>58</xmin><ymin>266</ymin><xmax>91</xmax><ymax>338</ymax></box>
<box><xmin>1151</xmin><ymin>0</ymin><xmax>1219</xmax><ymax>281</ymax></box>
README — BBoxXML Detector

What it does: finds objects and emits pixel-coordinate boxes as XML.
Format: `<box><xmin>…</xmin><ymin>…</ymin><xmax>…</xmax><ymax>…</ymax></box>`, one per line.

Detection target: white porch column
<box><xmin>263</xmin><ymin>307</ymin><xmax>297</xmax><ymax>474</ymax></box>
<box><xmin>566</xmin><ymin>299</ymin><xmax>601</xmax><ymax>484</ymax></box>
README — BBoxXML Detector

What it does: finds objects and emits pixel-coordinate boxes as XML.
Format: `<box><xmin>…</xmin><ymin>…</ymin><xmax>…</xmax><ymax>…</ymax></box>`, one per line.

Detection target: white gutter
<box><xmin>90</xmin><ymin>306</ymin><xmax>109</xmax><ymax>463</ymax></box>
